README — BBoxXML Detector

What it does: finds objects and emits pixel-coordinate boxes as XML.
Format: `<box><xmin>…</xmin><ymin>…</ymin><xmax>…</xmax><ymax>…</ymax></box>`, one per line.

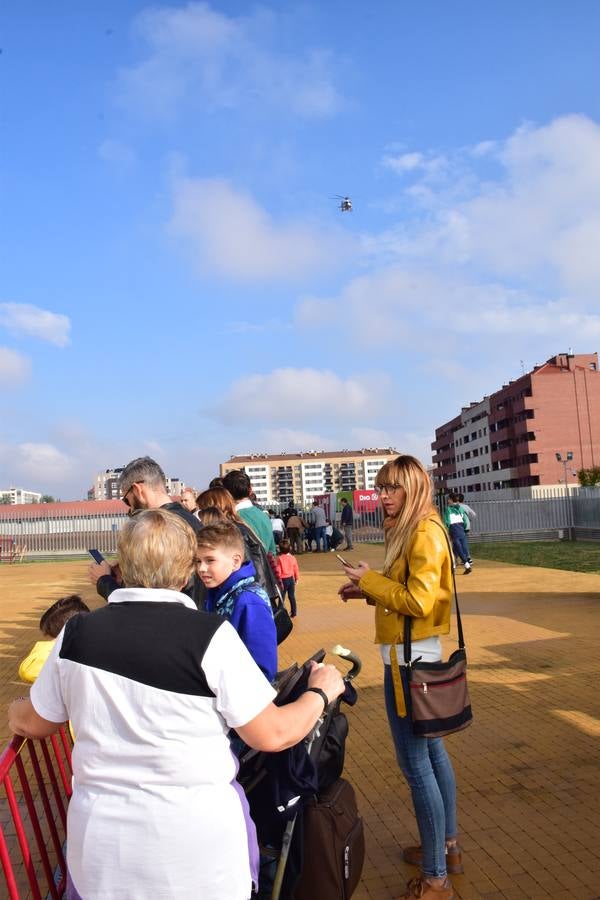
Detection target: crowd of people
<box><xmin>8</xmin><ymin>453</ymin><xmax>467</xmax><ymax>900</ymax></box>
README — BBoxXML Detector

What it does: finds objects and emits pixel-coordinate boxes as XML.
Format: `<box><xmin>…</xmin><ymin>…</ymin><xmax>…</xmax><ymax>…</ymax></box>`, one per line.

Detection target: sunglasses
<box><xmin>121</xmin><ymin>480</ymin><xmax>144</xmax><ymax>508</ymax></box>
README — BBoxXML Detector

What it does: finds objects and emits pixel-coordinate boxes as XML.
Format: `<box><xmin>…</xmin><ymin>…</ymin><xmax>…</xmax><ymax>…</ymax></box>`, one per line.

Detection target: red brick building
<box><xmin>431</xmin><ymin>352</ymin><xmax>600</xmax><ymax>493</ymax></box>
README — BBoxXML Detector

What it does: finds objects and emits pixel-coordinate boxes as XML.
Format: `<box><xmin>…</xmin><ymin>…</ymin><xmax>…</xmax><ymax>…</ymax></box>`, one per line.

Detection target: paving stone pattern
<box><xmin>1</xmin><ymin>549</ymin><xmax>599</xmax><ymax>899</ymax></box>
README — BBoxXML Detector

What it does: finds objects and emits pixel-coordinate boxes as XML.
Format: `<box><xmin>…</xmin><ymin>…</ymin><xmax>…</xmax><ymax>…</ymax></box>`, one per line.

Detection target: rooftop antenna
<box><xmin>520</xmin><ymin>360</ymin><xmax>525</xmax><ymax>376</ymax></box>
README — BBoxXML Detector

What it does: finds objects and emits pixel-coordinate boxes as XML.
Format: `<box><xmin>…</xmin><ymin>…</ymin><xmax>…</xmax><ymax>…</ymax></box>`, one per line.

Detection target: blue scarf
<box><xmin>214</xmin><ymin>576</ymin><xmax>273</xmax><ymax>620</ymax></box>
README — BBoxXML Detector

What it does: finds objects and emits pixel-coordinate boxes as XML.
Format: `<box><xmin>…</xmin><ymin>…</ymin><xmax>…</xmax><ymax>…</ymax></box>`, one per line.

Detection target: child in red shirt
<box><xmin>275</xmin><ymin>539</ymin><xmax>300</xmax><ymax>618</ymax></box>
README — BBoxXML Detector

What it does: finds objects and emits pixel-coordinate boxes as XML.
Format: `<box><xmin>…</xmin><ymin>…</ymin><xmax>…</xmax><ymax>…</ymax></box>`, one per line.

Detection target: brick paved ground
<box><xmin>1</xmin><ymin>549</ymin><xmax>599</xmax><ymax>899</ymax></box>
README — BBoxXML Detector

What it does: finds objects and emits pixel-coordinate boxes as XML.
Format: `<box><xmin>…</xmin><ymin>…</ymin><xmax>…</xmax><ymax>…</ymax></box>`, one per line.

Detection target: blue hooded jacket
<box><xmin>205</xmin><ymin>559</ymin><xmax>277</xmax><ymax>682</ymax></box>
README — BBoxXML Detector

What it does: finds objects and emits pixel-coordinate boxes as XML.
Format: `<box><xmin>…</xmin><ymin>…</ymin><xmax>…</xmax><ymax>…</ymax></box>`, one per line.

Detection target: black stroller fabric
<box><xmin>243</xmin><ymin>654</ymin><xmax>359</xmax><ymax>900</ymax></box>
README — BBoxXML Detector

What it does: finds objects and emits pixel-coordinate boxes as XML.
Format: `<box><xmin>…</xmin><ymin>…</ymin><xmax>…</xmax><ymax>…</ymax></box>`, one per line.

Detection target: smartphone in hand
<box><xmin>336</xmin><ymin>554</ymin><xmax>352</xmax><ymax>567</ymax></box>
<box><xmin>88</xmin><ymin>549</ymin><xmax>105</xmax><ymax>565</ymax></box>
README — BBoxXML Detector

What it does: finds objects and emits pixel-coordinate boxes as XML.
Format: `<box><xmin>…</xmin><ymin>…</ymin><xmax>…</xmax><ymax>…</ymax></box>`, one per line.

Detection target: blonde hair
<box><xmin>118</xmin><ymin>509</ymin><xmax>196</xmax><ymax>590</ymax></box>
<box><xmin>377</xmin><ymin>455</ymin><xmax>439</xmax><ymax>574</ymax></box>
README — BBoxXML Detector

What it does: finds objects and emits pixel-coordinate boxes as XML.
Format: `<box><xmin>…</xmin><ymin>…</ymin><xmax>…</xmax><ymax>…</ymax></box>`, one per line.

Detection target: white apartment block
<box><xmin>0</xmin><ymin>487</ymin><xmax>43</xmax><ymax>505</ymax></box>
<box><xmin>449</xmin><ymin>398</ymin><xmax>492</xmax><ymax>494</ymax></box>
<box><xmin>88</xmin><ymin>468</ymin><xmax>185</xmax><ymax>501</ymax></box>
<box><xmin>220</xmin><ymin>449</ymin><xmax>399</xmax><ymax>507</ymax></box>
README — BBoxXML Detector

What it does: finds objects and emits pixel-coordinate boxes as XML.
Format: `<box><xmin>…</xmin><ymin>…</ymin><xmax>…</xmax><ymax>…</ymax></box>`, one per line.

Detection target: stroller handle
<box><xmin>331</xmin><ymin>644</ymin><xmax>362</xmax><ymax>681</ymax></box>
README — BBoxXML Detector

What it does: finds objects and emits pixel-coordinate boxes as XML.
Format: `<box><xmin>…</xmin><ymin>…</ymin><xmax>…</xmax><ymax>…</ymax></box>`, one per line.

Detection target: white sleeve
<box><xmin>30</xmin><ymin>629</ymin><xmax>69</xmax><ymax>723</ymax></box>
<box><xmin>202</xmin><ymin>621</ymin><xmax>277</xmax><ymax>728</ymax></box>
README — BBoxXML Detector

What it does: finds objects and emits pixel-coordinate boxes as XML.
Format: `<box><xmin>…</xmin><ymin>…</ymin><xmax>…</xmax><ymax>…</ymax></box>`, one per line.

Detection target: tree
<box><xmin>0</xmin><ymin>494</ymin><xmax>11</xmax><ymax>504</ymax></box>
<box><xmin>40</xmin><ymin>495</ymin><xmax>56</xmax><ymax>503</ymax></box>
<box><xmin>577</xmin><ymin>467</ymin><xmax>600</xmax><ymax>487</ymax></box>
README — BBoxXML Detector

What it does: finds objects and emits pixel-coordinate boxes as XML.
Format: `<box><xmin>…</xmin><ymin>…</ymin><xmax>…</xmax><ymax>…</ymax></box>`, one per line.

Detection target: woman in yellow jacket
<box><xmin>339</xmin><ymin>455</ymin><xmax>460</xmax><ymax>900</ymax></box>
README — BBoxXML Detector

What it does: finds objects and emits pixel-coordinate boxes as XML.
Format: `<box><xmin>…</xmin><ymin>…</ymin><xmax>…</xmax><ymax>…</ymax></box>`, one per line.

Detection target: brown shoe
<box><xmin>397</xmin><ymin>876</ymin><xmax>455</xmax><ymax>899</ymax></box>
<box><xmin>402</xmin><ymin>844</ymin><xmax>464</xmax><ymax>875</ymax></box>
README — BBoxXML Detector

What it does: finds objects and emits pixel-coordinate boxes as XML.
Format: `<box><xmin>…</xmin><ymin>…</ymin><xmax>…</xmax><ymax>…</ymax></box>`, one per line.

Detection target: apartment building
<box><xmin>431</xmin><ymin>352</ymin><xmax>600</xmax><ymax>493</ymax></box>
<box><xmin>220</xmin><ymin>448</ymin><xmax>399</xmax><ymax>506</ymax></box>
<box><xmin>0</xmin><ymin>487</ymin><xmax>42</xmax><ymax>505</ymax></box>
<box><xmin>88</xmin><ymin>468</ymin><xmax>185</xmax><ymax>501</ymax></box>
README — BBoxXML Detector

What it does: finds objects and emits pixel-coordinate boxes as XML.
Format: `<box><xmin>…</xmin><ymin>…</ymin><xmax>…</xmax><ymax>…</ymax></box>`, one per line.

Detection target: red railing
<box><xmin>0</xmin><ymin>728</ymin><xmax>72</xmax><ymax>899</ymax></box>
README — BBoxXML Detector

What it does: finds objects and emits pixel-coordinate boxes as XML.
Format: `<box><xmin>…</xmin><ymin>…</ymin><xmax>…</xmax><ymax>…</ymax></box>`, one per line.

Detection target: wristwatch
<box><xmin>306</xmin><ymin>687</ymin><xmax>329</xmax><ymax>709</ymax></box>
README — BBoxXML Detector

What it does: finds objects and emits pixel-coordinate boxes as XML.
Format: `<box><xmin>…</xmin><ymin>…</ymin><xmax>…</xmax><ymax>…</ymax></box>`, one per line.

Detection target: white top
<box><xmin>271</xmin><ymin>516</ymin><xmax>285</xmax><ymax>532</ymax></box>
<box><xmin>31</xmin><ymin>587</ymin><xmax>276</xmax><ymax>900</ymax></box>
<box><xmin>380</xmin><ymin>635</ymin><xmax>442</xmax><ymax>666</ymax></box>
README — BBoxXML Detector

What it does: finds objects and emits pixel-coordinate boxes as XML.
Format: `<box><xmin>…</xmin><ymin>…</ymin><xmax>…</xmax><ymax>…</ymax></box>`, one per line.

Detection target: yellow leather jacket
<box><xmin>359</xmin><ymin>514</ymin><xmax>452</xmax><ymax>646</ymax></box>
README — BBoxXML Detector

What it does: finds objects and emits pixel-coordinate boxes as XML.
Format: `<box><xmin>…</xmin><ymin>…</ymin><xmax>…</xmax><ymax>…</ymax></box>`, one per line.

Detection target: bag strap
<box><xmin>403</xmin><ymin>518</ymin><xmax>466</xmax><ymax>665</ymax></box>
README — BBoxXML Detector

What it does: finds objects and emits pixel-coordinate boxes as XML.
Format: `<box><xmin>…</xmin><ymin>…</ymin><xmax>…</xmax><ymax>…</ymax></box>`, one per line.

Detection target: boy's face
<box><xmin>195</xmin><ymin>545</ymin><xmax>242</xmax><ymax>588</ymax></box>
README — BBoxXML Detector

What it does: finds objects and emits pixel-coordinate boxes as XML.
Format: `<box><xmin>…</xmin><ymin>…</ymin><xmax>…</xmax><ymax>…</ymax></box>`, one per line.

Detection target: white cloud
<box><xmin>13</xmin><ymin>443</ymin><xmax>74</xmax><ymax>482</ymax></box>
<box><xmin>169</xmin><ymin>176</ymin><xmax>353</xmax><ymax>282</ymax></box>
<box><xmin>98</xmin><ymin>139</ymin><xmax>136</xmax><ymax>166</ymax></box>
<box><xmin>210</xmin><ymin>368</ymin><xmax>389</xmax><ymax>424</ymax></box>
<box><xmin>382</xmin><ymin>151</ymin><xmax>447</xmax><ymax>178</ymax></box>
<box><xmin>377</xmin><ymin>115</ymin><xmax>600</xmax><ymax>302</ymax></box>
<box><xmin>295</xmin><ymin>265</ymin><xmax>600</xmax><ymax>356</ymax></box>
<box><xmin>0</xmin><ymin>347</ymin><xmax>31</xmax><ymax>384</ymax></box>
<box><xmin>0</xmin><ymin>303</ymin><xmax>71</xmax><ymax>347</ymax></box>
<box><xmin>119</xmin><ymin>2</ymin><xmax>341</xmax><ymax>120</ymax></box>
<box><xmin>261</xmin><ymin>428</ymin><xmax>339</xmax><ymax>453</ymax></box>
<box><xmin>294</xmin><ymin>115</ymin><xmax>600</xmax><ymax>368</ymax></box>
<box><xmin>224</xmin><ymin>318</ymin><xmax>292</xmax><ymax>335</ymax></box>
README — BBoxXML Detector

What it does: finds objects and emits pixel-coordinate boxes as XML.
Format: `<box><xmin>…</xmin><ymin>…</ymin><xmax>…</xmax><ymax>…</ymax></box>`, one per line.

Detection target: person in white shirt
<box><xmin>269</xmin><ymin>509</ymin><xmax>285</xmax><ymax>546</ymax></box>
<box><xmin>8</xmin><ymin>509</ymin><xmax>344</xmax><ymax>900</ymax></box>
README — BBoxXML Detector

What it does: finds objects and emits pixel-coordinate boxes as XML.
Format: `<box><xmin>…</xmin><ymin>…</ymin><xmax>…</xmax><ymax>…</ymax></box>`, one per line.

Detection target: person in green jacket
<box><xmin>222</xmin><ymin>470</ymin><xmax>276</xmax><ymax>554</ymax></box>
<box><xmin>443</xmin><ymin>495</ymin><xmax>472</xmax><ymax>573</ymax></box>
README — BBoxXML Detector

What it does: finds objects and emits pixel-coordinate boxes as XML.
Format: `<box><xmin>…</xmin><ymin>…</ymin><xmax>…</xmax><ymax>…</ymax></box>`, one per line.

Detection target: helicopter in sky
<box><xmin>332</xmin><ymin>194</ymin><xmax>352</xmax><ymax>212</ymax></box>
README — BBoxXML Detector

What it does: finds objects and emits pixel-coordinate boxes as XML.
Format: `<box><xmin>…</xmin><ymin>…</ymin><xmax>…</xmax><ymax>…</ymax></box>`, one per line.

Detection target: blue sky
<box><xmin>2</xmin><ymin>1</ymin><xmax>600</xmax><ymax>497</ymax></box>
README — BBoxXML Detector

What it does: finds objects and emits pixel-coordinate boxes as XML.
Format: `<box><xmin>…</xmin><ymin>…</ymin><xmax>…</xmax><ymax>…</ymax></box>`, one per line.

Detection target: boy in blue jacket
<box><xmin>195</xmin><ymin>521</ymin><xmax>278</xmax><ymax>681</ymax></box>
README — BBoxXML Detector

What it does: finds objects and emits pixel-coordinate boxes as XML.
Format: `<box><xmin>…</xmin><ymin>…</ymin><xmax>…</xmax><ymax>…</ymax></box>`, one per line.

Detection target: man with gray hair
<box><xmin>89</xmin><ymin>456</ymin><xmax>204</xmax><ymax>605</ymax></box>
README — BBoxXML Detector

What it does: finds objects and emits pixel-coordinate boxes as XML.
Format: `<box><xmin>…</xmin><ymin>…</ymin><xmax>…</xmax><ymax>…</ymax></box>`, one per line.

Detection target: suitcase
<box><xmin>293</xmin><ymin>777</ymin><xmax>365</xmax><ymax>900</ymax></box>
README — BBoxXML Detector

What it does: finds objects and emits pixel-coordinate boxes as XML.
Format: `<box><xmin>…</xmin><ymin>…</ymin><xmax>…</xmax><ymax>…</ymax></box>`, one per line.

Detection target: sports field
<box><xmin>1</xmin><ymin>549</ymin><xmax>599</xmax><ymax>898</ymax></box>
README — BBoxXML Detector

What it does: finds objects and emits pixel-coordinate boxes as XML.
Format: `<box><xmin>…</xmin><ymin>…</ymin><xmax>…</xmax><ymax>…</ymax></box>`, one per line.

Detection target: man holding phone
<box><xmin>88</xmin><ymin>456</ymin><xmax>204</xmax><ymax>607</ymax></box>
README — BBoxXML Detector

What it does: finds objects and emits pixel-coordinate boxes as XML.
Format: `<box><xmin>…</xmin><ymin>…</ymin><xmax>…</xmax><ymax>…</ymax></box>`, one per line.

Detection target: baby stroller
<box><xmin>238</xmin><ymin>646</ymin><xmax>364</xmax><ymax>900</ymax></box>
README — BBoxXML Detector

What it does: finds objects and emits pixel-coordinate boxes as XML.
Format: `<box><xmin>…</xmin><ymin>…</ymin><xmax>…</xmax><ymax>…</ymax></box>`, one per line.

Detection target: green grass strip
<box><xmin>469</xmin><ymin>540</ymin><xmax>600</xmax><ymax>574</ymax></box>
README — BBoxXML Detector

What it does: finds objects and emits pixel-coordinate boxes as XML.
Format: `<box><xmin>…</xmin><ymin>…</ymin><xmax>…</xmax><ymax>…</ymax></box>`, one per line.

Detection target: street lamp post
<box><xmin>555</xmin><ymin>451</ymin><xmax>574</xmax><ymax>540</ymax></box>
<box><xmin>555</xmin><ymin>451</ymin><xmax>574</xmax><ymax>487</ymax></box>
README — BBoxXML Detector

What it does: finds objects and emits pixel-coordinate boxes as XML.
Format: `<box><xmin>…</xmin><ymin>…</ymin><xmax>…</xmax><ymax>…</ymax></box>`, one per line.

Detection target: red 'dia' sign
<box><xmin>353</xmin><ymin>490</ymin><xmax>379</xmax><ymax>511</ymax></box>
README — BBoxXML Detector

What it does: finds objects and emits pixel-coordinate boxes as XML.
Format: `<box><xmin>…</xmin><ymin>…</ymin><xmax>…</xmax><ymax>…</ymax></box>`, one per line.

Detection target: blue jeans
<box><xmin>314</xmin><ymin>525</ymin><xmax>326</xmax><ymax>551</ymax></box>
<box><xmin>449</xmin><ymin>524</ymin><xmax>470</xmax><ymax>564</ymax></box>
<box><xmin>384</xmin><ymin>665</ymin><xmax>458</xmax><ymax>879</ymax></box>
<box><xmin>281</xmin><ymin>576</ymin><xmax>297</xmax><ymax>616</ymax></box>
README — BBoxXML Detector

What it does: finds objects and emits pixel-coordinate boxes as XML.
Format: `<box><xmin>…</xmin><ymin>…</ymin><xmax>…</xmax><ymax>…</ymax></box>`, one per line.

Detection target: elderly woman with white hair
<box><xmin>9</xmin><ymin>509</ymin><xmax>343</xmax><ymax>900</ymax></box>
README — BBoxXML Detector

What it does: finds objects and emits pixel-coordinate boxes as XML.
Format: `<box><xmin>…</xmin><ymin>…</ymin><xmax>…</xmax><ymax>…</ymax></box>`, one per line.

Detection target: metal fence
<box><xmin>0</xmin><ymin>489</ymin><xmax>599</xmax><ymax>558</ymax></box>
<box><xmin>0</xmin><ymin>510</ymin><xmax>127</xmax><ymax>556</ymax></box>
<box><xmin>458</xmin><ymin>489</ymin><xmax>600</xmax><ymax>542</ymax></box>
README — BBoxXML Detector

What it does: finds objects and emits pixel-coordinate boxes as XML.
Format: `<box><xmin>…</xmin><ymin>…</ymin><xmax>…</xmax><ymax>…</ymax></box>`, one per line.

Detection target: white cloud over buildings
<box><xmin>169</xmin><ymin>176</ymin><xmax>353</xmax><ymax>282</ymax></box>
<box><xmin>210</xmin><ymin>368</ymin><xmax>389</xmax><ymax>424</ymax></box>
<box><xmin>0</xmin><ymin>303</ymin><xmax>71</xmax><ymax>347</ymax></box>
<box><xmin>119</xmin><ymin>2</ymin><xmax>342</xmax><ymax>120</ymax></box>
